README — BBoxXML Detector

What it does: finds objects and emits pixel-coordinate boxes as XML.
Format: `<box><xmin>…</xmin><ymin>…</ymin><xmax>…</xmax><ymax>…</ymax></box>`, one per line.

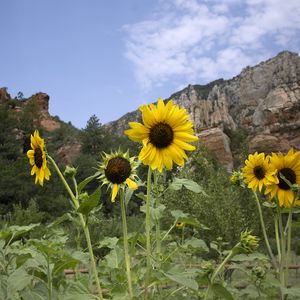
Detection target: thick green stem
<box><xmin>275</xmin><ymin>214</ymin><xmax>281</xmax><ymax>264</ymax></box>
<box><xmin>204</xmin><ymin>249</ymin><xmax>235</xmax><ymax>300</ymax></box>
<box><xmin>144</xmin><ymin>166</ymin><xmax>152</xmax><ymax>300</ymax></box>
<box><xmin>47</xmin><ymin>256</ymin><xmax>52</xmax><ymax>300</ymax></box>
<box><xmin>285</xmin><ymin>198</ymin><xmax>295</xmax><ymax>287</ymax></box>
<box><xmin>277</xmin><ymin>203</ymin><xmax>286</xmax><ymax>289</ymax></box>
<box><xmin>48</xmin><ymin>156</ymin><xmax>78</xmax><ymax>208</ymax></box>
<box><xmin>48</xmin><ymin>156</ymin><xmax>104</xmax><ymax>300</ymax></box>
<box><xmin>253</xmin><ymin>192</ymin><xmax>278</xmax><ymax>271</ymax></box>
<box><xmin>120</xmin><ymin>190</ymin><xmax>133</xmax><ymax>299</ymax></box>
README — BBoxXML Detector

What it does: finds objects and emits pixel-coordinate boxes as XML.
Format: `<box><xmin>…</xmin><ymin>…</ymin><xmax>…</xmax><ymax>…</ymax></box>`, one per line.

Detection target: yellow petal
<box><xmin>140</xmin><ymin>105</ymin><xmax>156</xmax><ymax>128</ymax></box>
<box><xmin>173</xmin><ymin>139</ymin><xmax>196</xmax><ymax>151</ymax></box>
<box><xmin>27</xmin><ymin>150</ymin><xmax>34</xmax><ymax>158</ymax></box>
<box><xmin>126</xmin><ymin>178</ymin><xmax>138</xmax><ymax>190</ymax></box>
<box><xmin>174</xmin><ymin>131</ymin><xmax>198</xmax><ymax>142</ymax></box>
<box><xmin>162</xmin><ymin>149</ymin><xmax>173</xmax><ymax>170</ymax></box>
<box><xmin>111</xmin><ymin>184</ymin><xmax>119</xmax><ymax>202</ymax></box>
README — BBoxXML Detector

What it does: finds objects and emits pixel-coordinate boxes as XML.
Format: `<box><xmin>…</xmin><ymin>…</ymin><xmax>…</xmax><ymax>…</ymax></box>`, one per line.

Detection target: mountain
<box><xmin>105</xmin><ymin>51</ymin><xmax>300</xmax><ymax>171</ymax></box>
<box><xmin>2</xmin><ymin>51</ymin><xmax>299</xmax><ymax>171</ymax></box>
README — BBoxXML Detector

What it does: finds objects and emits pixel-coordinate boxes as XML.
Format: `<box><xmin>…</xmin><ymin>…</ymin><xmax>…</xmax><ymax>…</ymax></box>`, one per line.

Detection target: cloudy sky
<box><xmin>1</xmin><ymin>0</ymin><xmax>300</xmax><ymax>128</ymax></box>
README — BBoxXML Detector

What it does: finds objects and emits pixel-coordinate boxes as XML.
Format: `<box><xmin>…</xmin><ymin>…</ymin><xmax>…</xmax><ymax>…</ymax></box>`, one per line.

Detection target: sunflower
<box><xmin>175</xmin><ymin>221</ymin><xmax>185</xmax><ymax>229</ymax></box>
<box><xmin>242</xmin><ymin>152</ymin><xmax>278</xmax><ymax>192</ymax></box>
<box><xmin>124</xmin><ymin>98</ymin><xmax>198</xmax><ymax>172</ymax></box>
<box><xmin>265</xmin><ymin>149</ymin><xmax>300</xmax><ymax>208</ymax></box>
<box><xmin>98</xmin><ymin>150</ymin><xmax>138</xmax><ymax>202</ymax></box>
<box><xmin>27</xmin><ymin>130</ymin><xmax>51</xmax><ymax>186</ymax></box>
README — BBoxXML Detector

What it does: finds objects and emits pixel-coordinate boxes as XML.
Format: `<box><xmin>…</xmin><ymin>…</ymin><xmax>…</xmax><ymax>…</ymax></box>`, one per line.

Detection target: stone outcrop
<box><xmin>0</xmin><ymin>88</ymin><xmax>11</xmax><ymax>103</ymax></box>
<box><xmin>25</xmin><ymin>93</ymin><xmax>61</xmax><ymax>132</ymax></box>
<box><xmin>198</xmin><ymin>128</ymin><xmax>233</xmax><ymax>171</ymax></box>
<box><xmin>105</xmin><ymin>51</ymin><xmax>300</xmax><ymax>171</ymax></box>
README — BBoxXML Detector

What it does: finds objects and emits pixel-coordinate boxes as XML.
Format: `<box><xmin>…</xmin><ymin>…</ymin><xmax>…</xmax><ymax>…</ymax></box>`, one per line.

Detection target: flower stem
<box><xmin>276</xmin><ymin>202</ymin><xmax>286</xmax><ymax>289</ymax></box>
<box><xmin>275</xmin><ymin>214</ymin><xmax>281</xmax><ymax>264</ymax></box>
<box><xmin>120</xmin><ymin>189</ymin><xmax>134</xmax><ymax>299</ymax></box>
<box><xmin>253</xmin><ymin>192</ymin><xmax>278</xmax><ymax>271</ymax></box>
<box><xmin>47</xmin><ymin>256</ymin><xmax>52</xmax><ymax>300</ymax></box>
<box><xmin>48</xmin><ymin>156</ymin><xmax>104</xmax><ymax>300</ymax></box>
<box><xmin>144</xmin><ymin>166</ymin><xmax>152</xmax><ymax>300</ymax></box>
<box><xmin>285</xmin><ymin>198</ymin><xmax>295</xmax><ymax>287</ymax></box>
<box><xmin>204</xmin><ymin>249</ymin><xmax>235</xmax><ymax>300</ymax></box>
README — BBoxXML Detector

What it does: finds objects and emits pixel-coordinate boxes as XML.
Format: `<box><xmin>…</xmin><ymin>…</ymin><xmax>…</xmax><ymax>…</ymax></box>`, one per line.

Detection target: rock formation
<box><xmin>105</xmin><ymin>51</ymin><xmax>300</xmax><ymax>171</ymax></box>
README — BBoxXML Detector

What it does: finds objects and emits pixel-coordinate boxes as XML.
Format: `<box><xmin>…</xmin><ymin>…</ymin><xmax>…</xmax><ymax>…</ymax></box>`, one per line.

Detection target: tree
<box><xmin>81</xmin><ymin>115</ymin><xmax>105</xmax><ymax>155</ymax></box>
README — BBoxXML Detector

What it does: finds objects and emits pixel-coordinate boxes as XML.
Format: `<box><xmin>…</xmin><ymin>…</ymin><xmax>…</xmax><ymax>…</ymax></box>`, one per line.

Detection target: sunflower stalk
<box><xmin>153</xmin><ymin>171</ymin><xmax>161</xmax><ymax>265</ymax></box>
<box><xmin>276</xmin><ymin>200</ymin><xmax>286</xmax><ymax>290</ymax></box>
<box><xmin>120</xmin><ymin>189</ymin><xmax>133</xmax><ymax>299</ymax></box>
<box><xmin>204</xmin><ymin>249</ymin><xmax>235</xmax><ymax>300</ymax></box>
<box><xmin>144</xmin><ymin>166</ymin><xmax>153</xmax><ymax>300</ymax></box>
<box><xmin>274</xmin><ymin>214</ymin><xmax>281</xmax><ymax>264</ymax></box>
<box><xmin>285</xmin><ymin>196</ymin><xmax>296</xmax><ymax>287</ymax></box>
<box><xmin>48</xmin><ymin>156</ymin><xmax>104</xmax><ymax>300</ymax></box>
<box><xmin>253</xmin><ymin>192</ymin><xmax>278</xmax><ymax>271</ymax></box>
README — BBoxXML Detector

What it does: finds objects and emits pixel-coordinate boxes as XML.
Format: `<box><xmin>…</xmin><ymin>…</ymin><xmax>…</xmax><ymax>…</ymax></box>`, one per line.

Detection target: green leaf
<box><xmin>77</xmin><ymin>172</ymin><xmax>100</xmax><ymax>193</ymax></box>
<box><xmin>182</xmin><ymin>237</ymin><xmax>208</xmax><ymax>252</ymax></box>
<box><xmin>7</xmin><ymin>267</ymin><xmax>32</xmax><ymax>296</ymax></box>
<box><xmin>232</xmin><ymin>252</ymin><xmax>268</xmax><ymax>262</ymax></box>
<box><xmin>99</xmin><ymin>237</ymin><xmax>119</xmax><ymax>249</ymax></box>
<box><xmin>104</xmin><ymin>247</ymin><xmax>123</xmax><ymax>269</ymax></box>
<box><xmin>47</xmin><ymin>213</ymin><xmax>73</xmax><ymax>228</ymax></box>
<box><xmin>211</xmin><ymin>283</ymin><xmax>234</xmax><ymax>300</ymax></box>
<box><xmin>162</xmin><ymin>271</ymin><xmax>198</xmax><ymax>291</ymax></box>
<box><xmin>125</xmin><ymin>187</ymin><xmax>134</xmax><ymax>206</ymax></box>
<box><xmin>262</xmin><ymin>201</ymin><xmax>276</xmax><ymax>208</ymax></box>
<box><xmin>77</xmin><ymin>188</ymin><xmax>101</xmax><ymax>215</ymax></box>
<box><xmin>136</xmin><ymin>192</ymin><xmax>146</xmax><ymax>202</ymax></box>
<box><xmin>0</xmin><ymin>223</ymin><xmax>40</xmax><ymax>244</ymax></box>
<box><xmin>170</xmin><ymin>210</ymin><xmax>189</xmax><ymax>220</ymax></box>
<box><xmin>169</xmin><ymin>178</ymin><xmax>207</xmax><ymax>194</ymax></box>
<box><xmin>53</xmin><ymin>256</ymin><xmax>79</xmax><ymax>275</ymax></box>
<box><xmin>281</xmin><ymin>287</ymin><xmax>300</xmax><ymax>298</ymax></box>
<box><xmin>16</xmin><ymin>253</ymin><xmax>32</xmax><ymax>268</ymax></box>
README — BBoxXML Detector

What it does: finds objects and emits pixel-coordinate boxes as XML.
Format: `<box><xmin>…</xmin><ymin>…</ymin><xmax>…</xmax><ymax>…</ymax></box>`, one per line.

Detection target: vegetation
<box><xmin>1</xmin><ymin>94</ymin><xmax>300</xmax><ymax>299</ymax></box>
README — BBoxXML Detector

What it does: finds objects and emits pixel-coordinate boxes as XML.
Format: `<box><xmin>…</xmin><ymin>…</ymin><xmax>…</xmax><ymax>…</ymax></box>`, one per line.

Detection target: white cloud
<box><xmin>124</xmin><ymin>0</ymin><xmax>300</xmax><ymax>90</ymax></box>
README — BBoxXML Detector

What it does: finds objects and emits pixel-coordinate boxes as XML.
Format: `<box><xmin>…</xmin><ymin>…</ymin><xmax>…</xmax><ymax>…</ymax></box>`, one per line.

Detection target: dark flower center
<box><xmin>105</xmin><ymin>157</ymin><xmax>131</xmax><ymax>184</ymax></box>
<box><xmin>149</xmin><ymin>122</ymin><xmax>174</xmax><ymax>148</ymax></box>
<box><xmin>254</xmin><ymin>166</ymin><xmax>265</xmax><ymax>180</ymax></box>
<box><xmin>278</xmin><ymin>168</ymin><xmax>296</xmax><ymax>190</ymax></box>
<box><xmin>34</xmin><ymin>148</ymin><xmax>43</xmax><ymax>168</ymax></box>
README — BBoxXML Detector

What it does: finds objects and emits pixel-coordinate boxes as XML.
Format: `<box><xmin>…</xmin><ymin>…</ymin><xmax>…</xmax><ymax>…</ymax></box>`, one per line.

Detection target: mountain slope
<box><xmin>105</xmin><ymin>51</ymin><xmax>300</xmax><ymax>170</ymax></box>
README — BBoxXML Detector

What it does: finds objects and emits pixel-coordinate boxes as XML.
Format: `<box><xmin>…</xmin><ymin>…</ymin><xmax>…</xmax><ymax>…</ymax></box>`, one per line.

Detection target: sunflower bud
<box><xmin>64</xmin><ymin>165</ymin><xmax>77</xmax><ymax>178</ymax></box>
<box><xmin>236</xmin><ymin>230</ymin><xmax>259</xmax><ymax>254</ymax></box>
<box><xmin>230</xmin><ymin>170</ymin><xmax>245</xmax><ymax>187</ymax></box>
<box><xmin>251</xmin><ymin>266</ymin><xmax>266</xmax><ymax>281</ymax></box>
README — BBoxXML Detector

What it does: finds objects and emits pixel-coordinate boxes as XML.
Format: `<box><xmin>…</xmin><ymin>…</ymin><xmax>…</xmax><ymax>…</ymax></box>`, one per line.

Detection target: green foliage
<box><xmin>162</xmin><ymin>146</ymin><xmax>260</xmax><ymax>246</ymax></box>
<box><xmin>81</xmin><ymin>114</ymin><xmax>106</xmax><ymax>155</ymax></box>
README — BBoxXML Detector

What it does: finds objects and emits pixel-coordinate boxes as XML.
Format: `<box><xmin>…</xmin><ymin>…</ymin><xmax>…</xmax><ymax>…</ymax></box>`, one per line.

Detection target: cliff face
<box><xmin>105</xmin><ymin>51</ymin><xmax>300</xmax><ymax>171</ymax></box>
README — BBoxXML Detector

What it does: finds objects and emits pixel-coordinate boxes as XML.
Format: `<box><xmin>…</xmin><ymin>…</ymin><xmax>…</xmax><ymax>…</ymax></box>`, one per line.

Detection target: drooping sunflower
<box><xmin>242</xmin><ymin>152</ymin><xmax>278</xmax><ymax>192</ymax></box>
<box><xmin>124</xmin><ymin>98</ymin><xmax>198</xmax><ymax>172</ymax></box>
<box><xmin>175</xmin><ymin>221</ymin><xmax>185</xmax><ymax>229</ymax></box>
<box><xmin>98</xmin><ymin>150</ymin><xmax>138</xmax><ymax>202</ymax></box>
<box><xmin>265</xmin><ymin>149</ymin><xmax>300</xmax><ymax>208</ymax></box>
<box><xmin>27</xmin><ymin>130</ymin><xmax>51</xmax><ymax>186</ymax></box>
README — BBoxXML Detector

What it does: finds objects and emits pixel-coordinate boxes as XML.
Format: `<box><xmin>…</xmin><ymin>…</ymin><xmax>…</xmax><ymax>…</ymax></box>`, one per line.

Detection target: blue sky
<box><xmin>1</xmin><ymin>0</ymin><xmax>300</xmax><ymax>129</ymax></box>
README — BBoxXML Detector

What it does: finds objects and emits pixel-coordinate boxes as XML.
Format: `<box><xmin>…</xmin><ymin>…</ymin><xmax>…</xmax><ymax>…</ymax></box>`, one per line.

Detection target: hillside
<box><xmin>105</xmin><ymin>51</ymin><xmax>300</xmax><ymax>170</ymax></box>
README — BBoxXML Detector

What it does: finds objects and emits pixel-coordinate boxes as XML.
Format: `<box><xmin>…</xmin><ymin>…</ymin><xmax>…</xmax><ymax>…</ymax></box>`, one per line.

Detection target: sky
<box><xmin>1</xmin><ymin>0</ymin><xmax>300</xmax><ymax>129</ymax></box>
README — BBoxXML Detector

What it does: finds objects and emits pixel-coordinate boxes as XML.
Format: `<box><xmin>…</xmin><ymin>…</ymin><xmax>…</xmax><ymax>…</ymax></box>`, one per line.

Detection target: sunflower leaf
<box><xmin>210</xmin><ymin>283</ymin><xmax>234</xmax><ymax>300</ymax></box>
<box><xmin>77</xmin><ymin>188</ymin><xmax>101</xmax><ymax>215</ymax></box>
<box><xmin>77</xmin><ymin>172</ymin><xmax>100</xmax><ymax>193</ymax></box>
<box><xmin>169</xmin><ymin>178</ymin><xmax>207</xmax><ymax>194</ymax></box>
<box><xmin>162</xmin><ymin>271</ymin><xmax>198</xmax><ymax>291</ymax></box>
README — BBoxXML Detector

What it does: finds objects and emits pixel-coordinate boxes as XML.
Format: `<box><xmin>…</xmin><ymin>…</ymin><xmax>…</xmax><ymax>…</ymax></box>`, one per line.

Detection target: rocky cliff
<box><xmin>105</xmin><ymin>51</ymin><xmax>300</xmax><ymax>171</ymax></box>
